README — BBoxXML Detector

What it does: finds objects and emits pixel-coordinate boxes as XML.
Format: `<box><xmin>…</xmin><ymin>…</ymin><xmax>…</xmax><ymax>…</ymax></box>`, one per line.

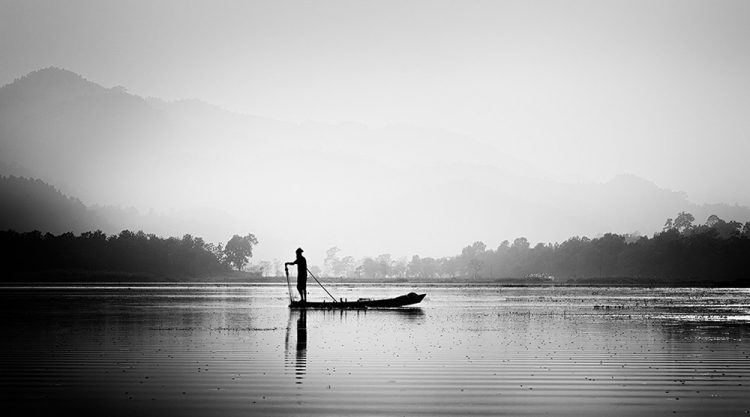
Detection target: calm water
<box><xmin>2</xmin><ymin>284</ymin><xmax>749</xmax><ymax>416</ymax></box>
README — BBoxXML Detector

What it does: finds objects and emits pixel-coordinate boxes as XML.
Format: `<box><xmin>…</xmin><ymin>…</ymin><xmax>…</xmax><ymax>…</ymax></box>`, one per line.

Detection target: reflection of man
<box><xmin>285</xmin><ymin>248</ymin><xmax>307</xmax><ymax>302</ymax></box>
<box><xmin>284</xmin><ymin>310</ymin><xmax>308</xmax><ymax>384</ymax></box>
<box><xmin>296</xmin><ymin>310</ymin><xmax>307</xmax><ymax>354</ymax></box>
<box><xmin>294</xmin><ymin>310</ymin><xmax>307</xmax><ymax>383</ymax></box>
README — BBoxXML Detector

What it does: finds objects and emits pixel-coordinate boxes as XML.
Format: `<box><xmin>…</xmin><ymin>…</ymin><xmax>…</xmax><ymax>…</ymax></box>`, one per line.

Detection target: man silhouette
<box><xmin>285</xmin><ymin>248</ymin><xmax>307</xmax><ymax>302</ymax></box>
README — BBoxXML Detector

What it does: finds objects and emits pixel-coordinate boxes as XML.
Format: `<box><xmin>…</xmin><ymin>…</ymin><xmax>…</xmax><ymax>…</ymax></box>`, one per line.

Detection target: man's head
<box><xmin>296</xmin><ymin>247</ymin><xmax>304</xmax><ymax>255</ymax></box>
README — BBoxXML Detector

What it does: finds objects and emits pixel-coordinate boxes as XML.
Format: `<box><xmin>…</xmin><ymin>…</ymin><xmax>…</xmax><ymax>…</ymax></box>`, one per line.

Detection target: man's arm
<box><xmin>285</xmin><ymin>260</ymin><xmax>298</xmax><ymax>266</ymax></box>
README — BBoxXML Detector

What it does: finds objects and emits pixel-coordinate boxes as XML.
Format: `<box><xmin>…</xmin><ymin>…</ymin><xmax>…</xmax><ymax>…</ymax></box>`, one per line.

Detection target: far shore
<box><xmin>1</xmin><ymin>271</ymin><xmax>746</xmax><ymax>288</ymax></box>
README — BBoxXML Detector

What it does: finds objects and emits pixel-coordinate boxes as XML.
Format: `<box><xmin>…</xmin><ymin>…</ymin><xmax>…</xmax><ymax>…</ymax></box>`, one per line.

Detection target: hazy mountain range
<box><xmin>1</xmin><ymin>68</ymin><xmax>748</xmax><ymax>262</ymax></box>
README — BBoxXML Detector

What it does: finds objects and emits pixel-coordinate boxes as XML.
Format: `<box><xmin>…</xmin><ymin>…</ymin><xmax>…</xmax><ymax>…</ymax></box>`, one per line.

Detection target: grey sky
<box><xmin>3</xmin><ymin>0</ymin><xmax>749</xmax><ymax>199</ymax></box>
<box><xmin>1</xmin><ymin>0</ymin><xmax>749</xmax><ymax>262</ymax></box>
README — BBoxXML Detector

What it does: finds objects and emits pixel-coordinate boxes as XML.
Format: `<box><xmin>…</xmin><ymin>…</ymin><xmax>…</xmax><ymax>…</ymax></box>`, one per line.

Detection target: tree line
<box><xmin>3</xmin><ymin>212</ymin><xmax>748</xmax><ymax>284</ymax></box>
<box><xmin>0</xmin><ymin>230</ymin><xmax>258</xmax><ymax>281</ymax></box>
<box><xmin>320</xmin><ymin>212</ymin><xmax>750</xmax><ymax>284</ymax></box>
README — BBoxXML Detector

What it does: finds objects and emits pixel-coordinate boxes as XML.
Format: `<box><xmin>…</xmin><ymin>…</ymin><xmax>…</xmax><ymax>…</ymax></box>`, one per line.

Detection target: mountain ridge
<box><xmin>1</xmin><ymin>67</ymin><xmax>748</xmax><ymax>261</ymax></box>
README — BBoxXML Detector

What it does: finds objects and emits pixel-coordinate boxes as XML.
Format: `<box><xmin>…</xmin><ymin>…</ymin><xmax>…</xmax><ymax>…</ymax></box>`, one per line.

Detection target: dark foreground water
<box><xmin>1</xmin><ymin>284</ymin><xmax>749</xmax><ymax>416</ymax></box>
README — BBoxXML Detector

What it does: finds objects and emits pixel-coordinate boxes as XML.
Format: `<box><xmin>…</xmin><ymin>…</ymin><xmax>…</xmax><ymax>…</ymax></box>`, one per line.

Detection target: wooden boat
<box><xmin>289</xmin><ymin>292</ymin><xmax>426</xmax><ymax>309</ymax></box>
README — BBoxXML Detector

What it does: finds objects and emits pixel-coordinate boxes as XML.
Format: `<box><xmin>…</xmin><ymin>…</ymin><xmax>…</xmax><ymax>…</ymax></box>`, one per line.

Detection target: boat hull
<box><xmin>289</xmin><ymin>292</ymin><xmax>426</xmax><ymax>309</ymax></box>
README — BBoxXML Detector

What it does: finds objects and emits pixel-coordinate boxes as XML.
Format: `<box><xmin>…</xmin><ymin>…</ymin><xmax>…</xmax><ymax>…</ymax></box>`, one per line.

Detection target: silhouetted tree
<box><xmin>223</xmin><ymin>233</ymin><xmax>259</xmax><ymax>271</ymax></box>
<box><xmin>673</xmin><ymin>211</ymin><xmax>695</xmax><ymax>233</ymax></box>
<box><xmin>703</xmin><ymin>215</ymin><xmax>743</xmax><ymax>239</ymax></box>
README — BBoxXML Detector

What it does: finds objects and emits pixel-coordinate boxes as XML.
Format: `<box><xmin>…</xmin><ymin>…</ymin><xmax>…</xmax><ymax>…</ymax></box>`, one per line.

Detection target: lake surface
<box><xmin>2</xmin><ymin>284</ymin><xmax>749</xmax><ymax>416</ymax></box>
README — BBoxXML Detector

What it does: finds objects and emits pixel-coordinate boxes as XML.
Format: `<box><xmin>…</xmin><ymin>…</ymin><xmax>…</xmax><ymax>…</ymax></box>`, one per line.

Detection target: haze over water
<box><xmin>3</xmin><ymin>284</ymin><xmax>749</xmax><ymax>416</ymax></box>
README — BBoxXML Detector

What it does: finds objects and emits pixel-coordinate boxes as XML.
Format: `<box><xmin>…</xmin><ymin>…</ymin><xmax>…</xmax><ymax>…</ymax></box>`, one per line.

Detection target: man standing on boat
<box><xmin>285</xmin><ymin>248</ymin><xmax>307</xmax><ymax>302</ymax></box>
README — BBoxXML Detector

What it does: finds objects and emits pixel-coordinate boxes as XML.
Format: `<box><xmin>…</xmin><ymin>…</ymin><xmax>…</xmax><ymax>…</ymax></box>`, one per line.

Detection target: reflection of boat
<box><xmin>289</xmin><ymin>292</ymin><xmax>426</xmax><ymax>309</ymax></box>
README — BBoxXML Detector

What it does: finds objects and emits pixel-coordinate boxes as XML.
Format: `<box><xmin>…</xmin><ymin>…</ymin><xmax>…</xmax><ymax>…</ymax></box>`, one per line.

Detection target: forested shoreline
<box><xmin>321</xmin><ymin>212</ymin><xmax>750</xmax><ymax>286</ymax></box>
<box><xmin>1</xmin><ymin>212</ymin><xmax>748</xmax><ymax>285</ymax></box>
<box><xmin>0</xmin><ymin>230</ymin><xmax>258</xmax><ymax>281</ymax></box>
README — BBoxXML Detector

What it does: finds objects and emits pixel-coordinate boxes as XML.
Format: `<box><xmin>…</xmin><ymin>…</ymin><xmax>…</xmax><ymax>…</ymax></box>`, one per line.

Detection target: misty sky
<box><xmin>2</xmin><ymin>0</ymin><xmax>750</xmax><ymax>263</ymax></box>
<box><xmin>3</xmin><ymin>0</ymin><xmax>749</xmax><ymax>201</ymax></box>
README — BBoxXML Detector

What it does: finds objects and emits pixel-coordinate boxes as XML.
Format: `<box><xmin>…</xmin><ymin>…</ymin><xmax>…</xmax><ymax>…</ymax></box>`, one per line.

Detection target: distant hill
<box><xmin>1</xmin><ymin>67</ymin><xmax>749</xmax><ymax>259</ymax></box>
<box><xmin>0</xmin><ymin>175</ymin><xmax>107</xmax><ymax>234</ymax></box>
<box><xmin>0</xmin><ymin>175</ymin><xmax>239</xmax><ymax>243</ymax></box>
<box><xmin>0</xmin><ymin>68</ymin><xmax>165</xmax><ymax>204</ymax></box>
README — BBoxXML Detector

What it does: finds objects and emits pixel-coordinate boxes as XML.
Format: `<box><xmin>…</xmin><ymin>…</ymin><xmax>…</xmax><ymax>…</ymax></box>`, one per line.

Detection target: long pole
<box><xmin>307</xmin><ymin>268</ymin><xmax>338</xmax><ymax>302</ymax></box>
<box><xmin>284</xmin><ymin>267</ymin><xmax>293</xmax><ymax>303</ymax></box>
